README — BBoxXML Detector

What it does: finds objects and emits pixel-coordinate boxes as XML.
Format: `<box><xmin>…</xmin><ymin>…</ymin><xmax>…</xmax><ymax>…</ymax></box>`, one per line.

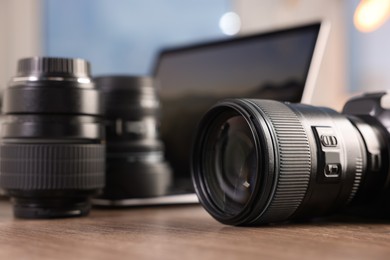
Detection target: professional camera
<box><xmin>0</xmin><ymin>57</ymin><xmax>105</xmax><ymax>219</ymax></box>
<box><xmin>192</xmin><ymin>92</ymin><xmax>390</xmax><ymax>225</ymax></box>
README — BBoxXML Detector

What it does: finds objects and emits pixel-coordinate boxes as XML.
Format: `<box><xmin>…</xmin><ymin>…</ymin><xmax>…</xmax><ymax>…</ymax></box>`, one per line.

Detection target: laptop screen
<box><xmin>153</xmin><ymin>23</ymin><xmax>323</xmax><ymax>186</ymax></box>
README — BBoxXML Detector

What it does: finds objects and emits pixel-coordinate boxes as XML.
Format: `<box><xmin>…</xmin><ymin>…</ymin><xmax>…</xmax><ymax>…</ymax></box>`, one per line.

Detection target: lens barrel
<box><xmin>192</xmin><ymin>99</ymin><xmax>388</xmax><ymax>225</ymax></box>
<box><xmin>0</xmin><ymin>57</ymin><xmax>105</xmax><ymax>219</ymax></box>
<box><xmin>95</xmin><ymin>76</ymin><xmax>172</xmax><ymax>200</ymax></box>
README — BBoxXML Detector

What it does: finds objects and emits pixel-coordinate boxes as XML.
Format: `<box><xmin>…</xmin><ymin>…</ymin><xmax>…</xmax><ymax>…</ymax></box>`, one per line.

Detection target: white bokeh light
<box><xmin>219</xmin><ymin>12</ymin><xmax>241</xmax><ymax>36</ymax></box>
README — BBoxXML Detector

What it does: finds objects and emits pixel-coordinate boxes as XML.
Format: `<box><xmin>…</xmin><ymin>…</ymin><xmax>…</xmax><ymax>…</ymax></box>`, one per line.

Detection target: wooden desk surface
<box><xmin>0</xmin><ymin>199</ymin><xmax>389</xmax><ymax>260</ymax></box>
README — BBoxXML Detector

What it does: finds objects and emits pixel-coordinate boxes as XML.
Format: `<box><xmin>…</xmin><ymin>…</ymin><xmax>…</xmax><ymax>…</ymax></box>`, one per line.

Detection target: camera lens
<box><xmin>192</xmin><ymin>99</ymin><xmax>388</xmax><ymax>225</ymax></box>
<box><xmin>94</xmin><ymin>76</ymin><xmax>172</xmax><ymax>200</ymax></box>
<box><xmin>0</xmin><ymin>57</ymin><xmax>105</xmax><ymax>219</ymax></box>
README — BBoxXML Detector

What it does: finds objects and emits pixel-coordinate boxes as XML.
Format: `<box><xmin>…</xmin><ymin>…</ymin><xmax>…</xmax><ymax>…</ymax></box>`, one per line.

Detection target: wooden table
<box><xmin>0</xmin><ymin>199</ymin><xmax>389</xmax><ymax>260</ymax></box>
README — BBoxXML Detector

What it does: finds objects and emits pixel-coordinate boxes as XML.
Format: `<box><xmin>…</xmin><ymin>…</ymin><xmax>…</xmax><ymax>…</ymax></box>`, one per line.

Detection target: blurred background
<box><xmin>0</xmin><ymin>0</ymin><xmax>389</xmax><ymax>109</ymax></box>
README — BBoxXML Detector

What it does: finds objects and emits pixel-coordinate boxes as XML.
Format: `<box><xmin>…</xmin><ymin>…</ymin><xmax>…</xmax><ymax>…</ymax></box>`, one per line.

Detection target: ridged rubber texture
<box><xmin>347</xmin><ymin>157</ymin><xmax>363</xmax><ymax>203</ymax></box>
<box><xmin>248</xmin><ymin>100</ymin><xmax>311</xmax><ymax>224</ymax></box>
<box><xmin>0</xmin><ymin>143</ymin><xmax>105</xmax><ymax>190</ymax></box>
<box><xmin>16</xmin><ymin>57</ymin><xmax>90</xmax><ymax>77</ymax></box>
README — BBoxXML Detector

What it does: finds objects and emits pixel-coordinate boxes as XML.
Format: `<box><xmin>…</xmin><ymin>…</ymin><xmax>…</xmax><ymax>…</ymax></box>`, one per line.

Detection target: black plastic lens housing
<box><xmin>192</xmin><ymin>98</ymin><xmax>390</xmax><ymax>225</ymax></box>
<box><xmin>0</xmin><ymin>57</ymin><xmax>105</xmax><ymax>219</ymax></box>
<box><xmin>95</xmin><ymin>76</ymin><xmax>172</xmax><ymax>200</ymax></box>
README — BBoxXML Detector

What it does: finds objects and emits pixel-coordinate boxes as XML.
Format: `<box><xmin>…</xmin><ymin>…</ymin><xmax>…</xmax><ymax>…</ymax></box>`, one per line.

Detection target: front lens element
<box><xmin>204</xmin><ymin>110</ymin><xmax>257</xmax><ymax>217</ymax></box>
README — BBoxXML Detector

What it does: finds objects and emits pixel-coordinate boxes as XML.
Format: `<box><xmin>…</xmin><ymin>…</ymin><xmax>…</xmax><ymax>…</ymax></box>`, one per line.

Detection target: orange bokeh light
<box><xmin>354</xmin><ymin>0</ymin><xmax>390</xmax><ymax>32</ymax></box>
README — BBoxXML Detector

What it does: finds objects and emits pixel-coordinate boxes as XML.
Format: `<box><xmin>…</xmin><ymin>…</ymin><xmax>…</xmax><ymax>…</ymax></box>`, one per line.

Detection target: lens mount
<box><xmin>10</xmin><ymin>191</ymin><xmax>93</xmax><ymax>219</ymax></box>
<box><xmin>16</xmin><ymin>57</ymin><xmax>91</xmax><ymax>79</ymax></box>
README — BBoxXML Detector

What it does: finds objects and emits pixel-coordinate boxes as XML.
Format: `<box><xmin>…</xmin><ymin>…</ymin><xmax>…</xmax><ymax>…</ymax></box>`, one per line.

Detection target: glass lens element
<box><xmin>205</xmin><ymin>112</ymin><xmax>257</xmax><ymax>217</ymax></box>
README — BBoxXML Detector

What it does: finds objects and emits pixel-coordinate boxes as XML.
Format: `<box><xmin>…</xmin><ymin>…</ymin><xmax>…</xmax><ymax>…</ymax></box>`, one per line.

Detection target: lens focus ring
<box><xmin>0</xmin><ymin>143</ymin><xmax>105</xmax><ymax>190</ymax></box>
<box><xmin>248</xmin><ymin>100</ymin><xmax>311</xmax><ymax>224</ymax></box>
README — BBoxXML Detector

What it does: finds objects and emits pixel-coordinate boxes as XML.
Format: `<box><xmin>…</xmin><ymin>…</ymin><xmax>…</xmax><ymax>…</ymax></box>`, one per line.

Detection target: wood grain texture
<box><xmin>0</xmin><ymin>199</ymin><xmax>390</xmax><ymax>260</ymax></box>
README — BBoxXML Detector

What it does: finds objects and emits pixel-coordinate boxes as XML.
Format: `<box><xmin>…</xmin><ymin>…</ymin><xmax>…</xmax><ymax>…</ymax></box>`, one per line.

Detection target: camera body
<box><xmin>342</xmin><ymin>92</ymin><xmax>390</xmax><ymax>208</ymax></box>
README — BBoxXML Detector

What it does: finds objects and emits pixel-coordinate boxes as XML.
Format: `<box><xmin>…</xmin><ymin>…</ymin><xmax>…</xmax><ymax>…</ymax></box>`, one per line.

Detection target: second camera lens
<box><xmin>95</xmin><ymin>76</ymin><xmax>172</xmax><ymax>200</ymax></box>
<box><xmin>0</xmin><ymin>57</ymin><xmax>105</xmax><ymax>219</ymax></box>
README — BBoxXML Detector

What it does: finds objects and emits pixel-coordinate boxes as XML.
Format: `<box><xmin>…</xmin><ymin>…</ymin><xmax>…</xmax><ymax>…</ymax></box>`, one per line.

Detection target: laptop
<box><xmin>93</xmin><ymin>21</ymin><xmax>329</xmax><ymax>206</ymax></box>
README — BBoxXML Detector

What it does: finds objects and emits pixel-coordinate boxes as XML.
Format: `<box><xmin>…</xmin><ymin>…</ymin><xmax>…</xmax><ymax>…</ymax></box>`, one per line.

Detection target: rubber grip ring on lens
<box><xmin>0</xmin><ymin>143</ymin><xmax>105</xmax><ymax>190</ymax></box>
<box><xmin>247</xmin><ymin>100</ymin><xmax>311</xmax><ymax>224</ymax></box>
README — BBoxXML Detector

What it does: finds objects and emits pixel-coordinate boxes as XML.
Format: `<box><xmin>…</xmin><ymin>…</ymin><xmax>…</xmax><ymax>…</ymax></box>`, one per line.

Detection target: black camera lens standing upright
<box><xmin>0</xmin><ymin>57</ymin><xmax>105</xmax><ymax>219</ymax></box>
<box><xmin>95</xmin><ymin>76</ymin><xmax>172</xmax><ymax>201</ymax></box>
<box><xmin>192</xmin><ymin>92</ymin><xmax>390</xmax><ymax>225</ymax></box>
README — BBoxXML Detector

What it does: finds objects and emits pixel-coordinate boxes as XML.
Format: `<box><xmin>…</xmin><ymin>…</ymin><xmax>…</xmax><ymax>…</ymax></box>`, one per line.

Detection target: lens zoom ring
<box><xmin>250</xmin><ymin>100</ymin><xmax>311</xmax><ymax>223</ymax></box>
<box><xmin>0</xmin><ymin>144</ymin><xmax>105</xmax><ymax>190</ymax></box>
